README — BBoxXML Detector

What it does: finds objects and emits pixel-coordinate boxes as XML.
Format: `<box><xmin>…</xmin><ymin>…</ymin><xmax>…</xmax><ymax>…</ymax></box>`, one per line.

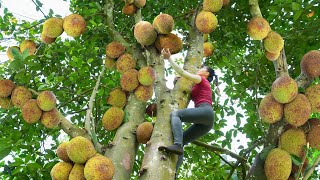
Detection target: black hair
<box><xmin>203</xmin><ymin>65</ymin><xmax>218</xmax><ymax>86</ymax></box>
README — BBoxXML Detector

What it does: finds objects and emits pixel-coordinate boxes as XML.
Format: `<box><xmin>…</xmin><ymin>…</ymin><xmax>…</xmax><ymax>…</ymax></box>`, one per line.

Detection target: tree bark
<box><xmin>104</xmin><ymin>95</ymin><xmax>146</xmax><ymax>180</ymax></box>
<box><xmin>139</xmin><ymin>9</ymin><xmax>203</xmax><ymax>179</ymax></box>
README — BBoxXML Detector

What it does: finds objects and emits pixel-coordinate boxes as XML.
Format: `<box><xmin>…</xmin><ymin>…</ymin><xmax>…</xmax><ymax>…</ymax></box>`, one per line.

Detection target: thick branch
<box><xmin>192</xmin><ymin>140</ymin><xmax>246</xmax><ymax>163</ymax></box>
<box><xmin>58</xmin><ymin>111</ymin><xmax>88</xmax><ymax>138</ymax></box>
<box><xmin>272</xmin><ymin>48</ymin><xmax>289</xmax><ymax>78</ymax></box>
<box><xmin>295</xmin><ymin>73</ymin><xmax>314</xmax><ymax>89</ymax></box>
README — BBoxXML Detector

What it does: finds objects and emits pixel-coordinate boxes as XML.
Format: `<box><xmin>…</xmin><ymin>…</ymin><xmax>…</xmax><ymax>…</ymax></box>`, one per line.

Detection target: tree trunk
<box><xmin>104</xmin><ymin>95</ymin><xmax>146</xmax><ymax>180</ymax></box>
<box><xmin>139</xmin><ymin>11</ymin><xmax>203</xmax><ymax>179</ymax></box>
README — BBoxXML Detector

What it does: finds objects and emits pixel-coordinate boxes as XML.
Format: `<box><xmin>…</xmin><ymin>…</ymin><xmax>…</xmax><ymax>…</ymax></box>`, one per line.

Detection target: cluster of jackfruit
<box><xmin>258</xmin><ymin>51</ymin><xmax>320</xmax><ymax>179</ymax></box>
<box><xmin>247</xmin><ymin>16</ymin><xmax>284</xmax><ymax>61</ymax></box>
<box><xmin>103</xmin><ymin>41</ymin><xmax>156</xmax><ymax>131</ymax></box>
<box><xmin>133</xmin><ymin>13</ymin><xmax>183</xmax><ymax>55</ymax></box>
<box><xmin>197</xmin><ymin>0</ymin><xmax>230</xmax><ymax>57</ymax></box>
<box><xmin>41</xmin><ymin>14</ymin><xmax>86</xmax><ymax>44</ymax></box>
<box><xmin>264</xmin><ymin>117</ymin><xmax>320</xmax><ymax>180</ymax></box>
<box><xmin>0</xmin><ymin>79</ymin><xmax>61</xmax><ymax>129</ymax></box>
<box><xmin>122</xmin><ymin>0</ymin><xmax>146</xmax><ymax>16</ymax></box>
<box><xmin>51</xmin><ymin>136</ymin><xmax>115</xmax><ymax>180</ymax></box>
<box><xmin>6</xmin><ymin>40</ymin><xmax>37</xmax><ymax>61</ymax></box>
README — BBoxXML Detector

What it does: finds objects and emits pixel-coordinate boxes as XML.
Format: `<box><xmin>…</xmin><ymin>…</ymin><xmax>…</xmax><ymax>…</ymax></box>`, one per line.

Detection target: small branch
<box><xmin>28</xmin><ymin>88</ymin><xmax>39</xmax><ymax>96</ymax></box>
<box><xmin>249</xmin><ymin>0</ymin><xmax>262</xmax><ymax>17</ymax></box>
<box><xmin>58</xmin><ymin>87</ymin><xmax>94</xmax><ymax>108</ymax></box>
<box><xmin>272</xmin><ymin>48</ymin><xmax>289</xmax><ymax>78</ymax></box>
<box><xmin>20</xmin><ymin>21</ymin><xmax>43</xmax><ymax>31</ymax></box>
<box><xmin>85</xmin><ymin>65</ymin><xmax>106</xmax><ymax>134</ymax></box>
<box><xmin>303</xmin><ymin>154</ymin><xmax>320</xmax><ymax>180</ymax></box>
<box><xmin>295</xmin><ymin>73</ymin><xmax>314</xmax><ymax>89</ymax></box>
<box><xmin>134</xmin><ymin>8</ymin><xmax>142</xmax><ymax>23</ymax></box>
<box><xmin>296</xmin><ymin>143</ymin><xmax>309</xmax><ymax>180</ymax></box>
<box><xmin>214</xmin><ymin>152</ymin><xmax>235</xmax><ymax>168</ymax></box>
<box><xmin>67</xmin><ymin>108</ymin><xmax>89</xmax><ymax>114</ymax></box>
<box><xmin>192</xmin><ymin>140</ymin><xmax>247</xmax><ymax>163</ymax></box>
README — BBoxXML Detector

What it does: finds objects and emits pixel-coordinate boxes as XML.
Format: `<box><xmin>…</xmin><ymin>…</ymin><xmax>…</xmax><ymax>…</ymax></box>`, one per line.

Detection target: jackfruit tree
<box><xmin>0</xmin><ymin>0</ymin><xmax>319</xmax><ymax>179</ymax></box>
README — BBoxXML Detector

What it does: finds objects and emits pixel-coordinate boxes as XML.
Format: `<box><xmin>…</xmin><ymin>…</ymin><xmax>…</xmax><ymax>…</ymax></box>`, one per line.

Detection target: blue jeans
<box><xmin>170</xmin><ymin>103</ymin><xmax>214</xmax><ymax>171</ymax></box>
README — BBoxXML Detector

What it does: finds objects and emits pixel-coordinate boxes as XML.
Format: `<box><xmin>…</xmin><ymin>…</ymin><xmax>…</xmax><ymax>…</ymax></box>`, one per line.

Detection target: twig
<box><xmin>303</xmin><ymin>154</ymin><xmax>320</xmax><ymax>180</ymax></box>
<box><xmin>192</xmin><ymin>140</ymin><xmax>247</xmax><ymax>163</ymax></box>
<box><xmin>20</xmin><ymin>21</ymin><xmax>43</xmax><ymax>31</ymax></box>
<box><xmin>84</xmin><ymin>66</ymin><xmax>106</xmax><ymax>135</ymax></box>
<box><xmin>31</xmin><ymin>0</ymin><xmax>47</xmax><ymax>18</ymax></box>
<box><xmin>214</xmin><ymin>152</ymin><xmax>235</xmax><ymax>168</ymax></box>
<box><xmin>296</xmin><ymin>143</ymin><xmax>309</xmax><ymax>180</ymax></box>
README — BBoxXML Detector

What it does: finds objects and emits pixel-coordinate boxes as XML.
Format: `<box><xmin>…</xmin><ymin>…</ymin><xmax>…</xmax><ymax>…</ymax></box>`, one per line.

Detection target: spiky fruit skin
<box><xmin>195</xmin><ymin>11</ymin><xmax>218</xmax><ymax>34</ymax></box>
<box><xmin>42</xmin><ymin>17</ymin><xmax>64</xmax><ymax>38</ymax></box>
<box><xmin>50</xmin><ymin>162</ymin><xmax>73</xmax><ymax>180</ymax></box>
<box><xmin>305</xmin><ymin>84</ymin><xmax>320</xmax><ymax>113</ymax></box>
<box><xmin>0</xmin><ymin>79</ymin><xmax>15</xmax><ymax>97</ymax></box>
<box><xmin>153</xmin><ymin>13</ymin><xmax>174</xmax><ymax>34</ymax></box>
<box><xmin>263</xmin><ymin>31</ymin><xmax>284</xmax><ymax>54</ymax></box>
<box><xmin>265</xmin><ymin>50</ymin><xmax>280</xmax><ymax>61</ymax></box>
<box><xmin>11</xmin><ymin>86</ymin><xmax>32</xmax><ymax>108</ymax></box>
<box><xmin>134</xmin><ymin>21</ymin><xmax>157</xmax><ymax>45</ymax></box>
<box><xmin>106</xmin><ymin>88</ymin><xmax>127</xmax><ymax>108</ymax></box>
<box><xmin>120</xmin><ymin>69</ymin><xmax>139</xmax><ymax>92</ymax></box>
<box><xmin>203</xmin><ymin>42</ymin><xmax>214</xmax><ymax>57</ymax></box>
<box><xmin>134</xmin><ymin>85</ymin><xmax>153</xmax><ymax>102</ymax></box>
<box><xmin>22</xmin><ymin>99</ymin><xmax>42</xmax><ymax>124</ymax></box>
<box><xmin>138</xmin><ymin>66</ymin><xmax>156</xmax><ymax>86</ymax></box>
<box><xmin>6</xmin><ymin>46</ymin><xmax>20</xmax><ymax>61</ymax></box>
<box><xmin>20</xmin><ymin>40</ymin><xmax>36</xmax><ymax>56</ymax></box>
<box><xmin>37</xmin><ymin>90</ymin><xmax>57</xmax><ymax>111</ymax></box>
<box><xmin>258</xmin><ymin>93</ymin><xmax>283</xmax><ymax>124</ymax></box>
<box><xmin>284</xmin><ymin>94</ymin><xmax>311</xmax><ymax>127</ymax></box>
<box><xmin>41</xmin><ymin>32</ymin><xmax>56</xmax><ymax>44</ymax></box>
<box><xmin>146</xmin><ymin>103</ymin><xmax>157</xmax><ymax>117</ymax></box>
<box><xmin>134</xmin><ymin>0</ymin><xmax>146</xmax><ymax>8</ymax></box>
<box><xmin>306</xmin><ymin>118</ymin><xmax>320</xmax><ymax>150</ymax></box>
<box><xmin>279</xmin><ymin>128</ymin><xmax>307</xmax><ymax>158</ymax></box>
<box><xmin>264</xmin><ymin>148</ymin><xmax>292</xmax><ymax>180</ymax></box>
<box><xmin>69</xmin><ymin>164</ymin><xmax>85</xmax><ymax>180</ymax></box>
<box><xmin>203</xmin><ymin>0</ymin><xmax>223</xmax><ymax>13</ymax></box>
<box><xmin>57</xmin><ymin>142</ymin><xmax>72</xmax><ymax>163</ymax></box>
<box><xmin>136</xmin><ymin>122</ymin><xmax>153</xmax><ymax>144</ymax></box>
<box><xmin>0</xmin><ymin>97</ymin><xmax>12</xmax><ymax>109</ymax></box>
<box><xmin>122</xmin><ymin>4</ymin><xmax>137</xmax><ymax>16</ymax></box>
<box><xmin>116</xmin><ymin>53</ymin><xmax>137</xmax><ymax>73</ymax></box>
<box><xmin>300</xmin><ymin>50</ymin><xmax>320</xmax><ymax>78</ymax></box>
<box><xmin>105</xmin><ymin>41</ymin><xmax>126</xmax><ymax>59</ymax></box>
<box><xmin>67</xmin><ymin>136</ymin><xmax>97</xmax><ymax>164</ymax></box>
<box><xmin>105</xmin><ymin>56</ymin><xmax>116</xmax><ymax>70</ymax></box>
<box><xmin>247</xmin><ymin>17</ymin><xmax>271</xmax><ymax>40</ymax></box>
<box><xmin>155</xmin><ymin>33</ymin><xmax>183</xmax><ymax>54</ymax></box>
<box><xmin>63</xmin><ymin>14</ymin><xmax>86</xmax><ymax>37</ymax></box>
<box><xmin>41</xmin><ymin>108</ymin><xmax>61</xmax><ymax>129</ymax></box>
<box><xmin>84</xmin><ymin>154</ymin><xmax>115</xmax><ymax>180</ymax></box>
<box><xmin>271</xmin><ymin>76</ymin><xmax>298</xmax><ymax>104</ymax></box>
<box><xmin>102</xmin><ymin>107</ymin><xmax>125</xmax><ymax>131</ymax></box>
<box><xmin>223</xmin><ymin>0</ymin><xmax>230</xmax><ymax>7</ymax></box>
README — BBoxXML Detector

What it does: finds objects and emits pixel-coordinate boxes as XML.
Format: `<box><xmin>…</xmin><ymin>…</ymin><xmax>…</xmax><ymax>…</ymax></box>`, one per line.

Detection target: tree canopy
<box><xmin>0</xmin><ymin>0</ymin><xmax>319</xmax><ymax>179</ymax></box>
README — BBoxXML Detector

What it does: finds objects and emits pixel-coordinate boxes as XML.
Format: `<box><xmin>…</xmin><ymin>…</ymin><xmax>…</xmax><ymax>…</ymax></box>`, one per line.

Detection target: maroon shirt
<box><xmin>191</xmin><ymin>77</ymin><xmax>212</xmax><ymax>107</ymax></box>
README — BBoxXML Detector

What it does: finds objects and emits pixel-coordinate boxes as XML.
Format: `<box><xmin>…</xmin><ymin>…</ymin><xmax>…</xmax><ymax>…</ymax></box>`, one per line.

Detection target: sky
<box><xmin>0</xmin><ymin>0</ymin><xmax>250</xmax><ymax>162</ymax></box>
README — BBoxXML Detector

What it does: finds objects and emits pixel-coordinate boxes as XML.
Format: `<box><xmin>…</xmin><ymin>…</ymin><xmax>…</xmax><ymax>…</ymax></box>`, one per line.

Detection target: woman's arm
<box><xmin>162</xmin><ymin>49</ymin><xmax>202</xmax><ymax>84</ymax></box>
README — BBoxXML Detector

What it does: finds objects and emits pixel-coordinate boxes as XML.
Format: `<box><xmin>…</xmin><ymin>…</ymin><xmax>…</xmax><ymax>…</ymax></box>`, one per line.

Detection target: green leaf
<box><xmin>293</xmin><ymin>9</ymin><xmax>303</xmax><ymax>21</ymax></box>
<box><xmin>292</xmin><ymin>2</ymin><xmax>301</xmax><ymax>11</ymax></box>
<box><xmin>21</xmin><ymin>49</ymin><xmax>30</xmax><ymax>60</ymax></box>
<box><xmin>11</xmin><ymin>48</ymin><xmax>23</xmax><ymax>61</ymax></box>
<box><xmin>0</xmin><ymin>147</ymin><xmax>11</xmax><ymax>160</ymax></box>
<box><xmin>9</xmin><ymin>59</ymin><xmax>24</xmax><ymax>71</ymax></box>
